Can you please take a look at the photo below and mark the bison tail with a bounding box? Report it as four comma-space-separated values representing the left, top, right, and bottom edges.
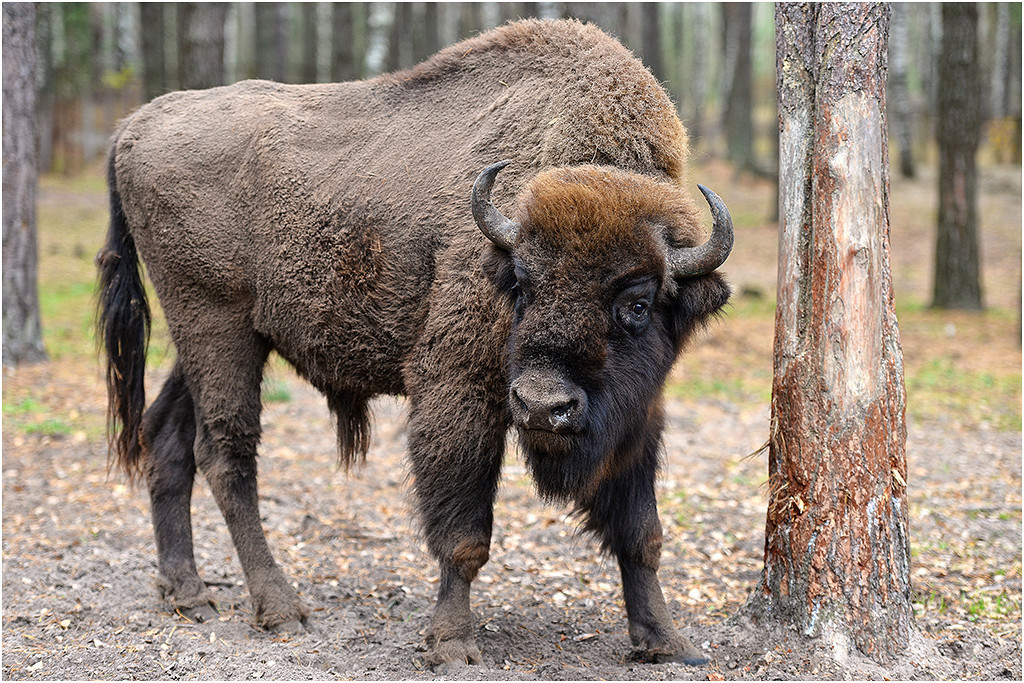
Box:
97, 149, 151, 482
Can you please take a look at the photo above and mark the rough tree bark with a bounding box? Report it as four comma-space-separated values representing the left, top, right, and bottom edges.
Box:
744, 4, 912, 664
932, 3, 983, 310
2, 3, 47, 367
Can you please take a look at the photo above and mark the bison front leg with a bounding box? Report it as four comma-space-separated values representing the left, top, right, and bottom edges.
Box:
584, 442, 707, 665
407, 392, 505, 669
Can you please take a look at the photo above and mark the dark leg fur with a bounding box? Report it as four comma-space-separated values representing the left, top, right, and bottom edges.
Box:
407, 389, 505, 668
141, 364, 216, 619
175, 316, 309, 631
189, 325, 307, 630
582, 427, 707, 665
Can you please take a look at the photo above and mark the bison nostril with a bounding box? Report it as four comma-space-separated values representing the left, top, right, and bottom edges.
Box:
510, 371, 586, 432
550, 400, 575, 420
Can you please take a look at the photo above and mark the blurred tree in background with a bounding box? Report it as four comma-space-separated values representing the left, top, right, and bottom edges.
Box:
3, 3, 47, 366
6, 1, 1021, 354
933, 3, 984, 310
26, 2, 1022, 179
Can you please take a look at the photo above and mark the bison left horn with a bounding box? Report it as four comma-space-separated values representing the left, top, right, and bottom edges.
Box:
667, 184, 734, 278
472, 160, 520, 251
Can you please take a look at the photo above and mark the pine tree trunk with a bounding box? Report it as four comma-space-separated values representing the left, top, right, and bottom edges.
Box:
179, 3, 228, 90
458, 3, 483, 40
890, 3, 916, 178
255, 3, 287, 82
689, 3, 709, 144
722, 3, 754, 170
932, 3, 983, 310
420, 3, 441, 62
640, 3, 663, 83
331, 3, 356, 82
744, 3, 911, 664
2, 3, 47, 367
298, 3, 318, 83
139, 3, 167, 101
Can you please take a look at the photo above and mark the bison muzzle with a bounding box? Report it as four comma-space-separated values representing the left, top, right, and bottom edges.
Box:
98, 18, 733, 668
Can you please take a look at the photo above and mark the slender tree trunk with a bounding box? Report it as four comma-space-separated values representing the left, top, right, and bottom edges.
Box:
932, 3, 983, 310
722, 3, 754, 170
458, 3, 483, 40
745, 4, 911, 663
298, 2, 318, 83
385, 1, 414, 72
3, 3, 47, 366
179, 3, 228, 90
889, 3, 915, 178
689, 3, 709, 144
36, 4, 54, 173
255, 2, 287, 82
331, 3, 355, 82
1003, 5, 1022, 164
421, 3, 442, 61
640, 3, 663, 83
139, 3, 167, 101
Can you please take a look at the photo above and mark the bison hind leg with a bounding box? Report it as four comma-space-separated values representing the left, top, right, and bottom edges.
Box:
142, 363, 217, 620
327, 390, 372, 469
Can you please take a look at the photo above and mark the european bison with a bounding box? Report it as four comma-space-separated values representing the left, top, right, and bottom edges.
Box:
98, 19, 732, 666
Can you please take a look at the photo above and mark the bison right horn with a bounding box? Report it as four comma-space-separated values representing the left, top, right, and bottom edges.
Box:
666, 184, 734, 278
472, 160, 520, 251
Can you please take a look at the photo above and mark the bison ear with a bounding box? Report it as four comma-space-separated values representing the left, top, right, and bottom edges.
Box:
481, 243, 516, 300
666, 272, 731, 351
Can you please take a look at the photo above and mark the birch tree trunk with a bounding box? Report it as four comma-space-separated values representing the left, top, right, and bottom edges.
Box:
2, 3, 47, 366
744, 3, 912, 664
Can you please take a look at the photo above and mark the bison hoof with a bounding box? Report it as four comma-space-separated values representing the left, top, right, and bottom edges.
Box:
269, 619, 307, 636
629, 637, 708, 666
424, 637, 483, 671
178, 602, 219, 624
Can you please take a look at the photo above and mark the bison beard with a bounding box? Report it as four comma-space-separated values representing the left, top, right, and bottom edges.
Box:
98, 18, 733, 670
516, 327, 672, 504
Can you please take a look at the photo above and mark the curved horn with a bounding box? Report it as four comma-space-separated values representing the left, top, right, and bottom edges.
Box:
667, 184, 734, 278
471, 160, 520, 251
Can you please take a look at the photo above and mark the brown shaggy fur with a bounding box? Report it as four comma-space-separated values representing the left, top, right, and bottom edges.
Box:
99, 18, 727, 668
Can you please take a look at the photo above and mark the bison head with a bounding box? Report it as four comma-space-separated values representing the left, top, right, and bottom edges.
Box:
476, 162, 732, 503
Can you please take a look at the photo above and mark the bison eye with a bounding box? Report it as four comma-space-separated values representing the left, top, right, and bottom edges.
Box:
629, 301, 649, 318
613, 279, 657, 334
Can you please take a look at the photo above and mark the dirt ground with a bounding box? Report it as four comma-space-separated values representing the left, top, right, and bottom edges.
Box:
2, 360, 1021, 681
2, 158, 1021, 679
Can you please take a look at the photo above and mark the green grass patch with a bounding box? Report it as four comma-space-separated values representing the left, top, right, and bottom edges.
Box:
22, 417, 74, 437
262, 376, 292, 404
2, 396, 77, 438
905, 356, 1022, 431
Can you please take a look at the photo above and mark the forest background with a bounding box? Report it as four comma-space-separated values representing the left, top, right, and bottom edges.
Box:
2, 2, 1021, 680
